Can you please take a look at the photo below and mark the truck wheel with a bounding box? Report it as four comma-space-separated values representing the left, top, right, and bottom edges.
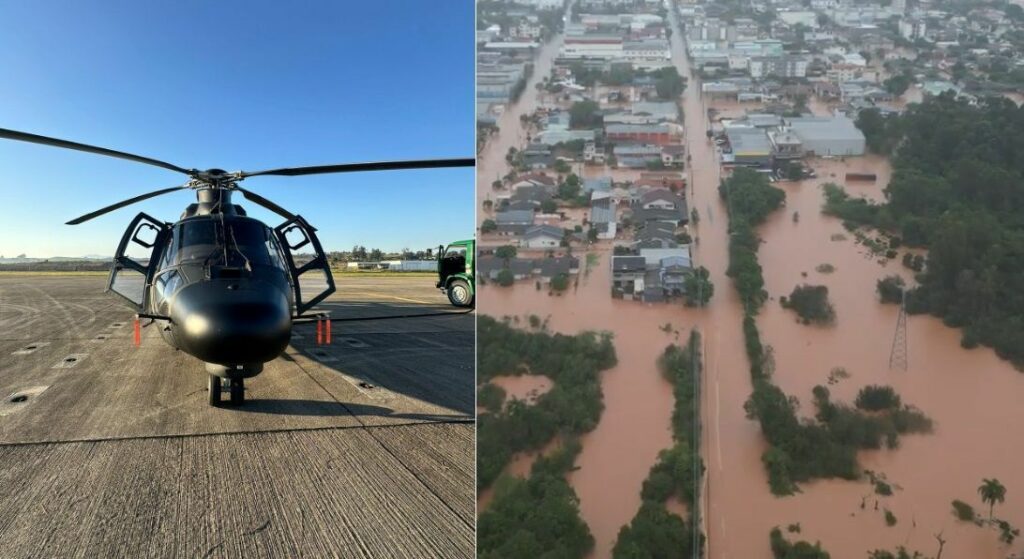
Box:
447, 279, 473, 307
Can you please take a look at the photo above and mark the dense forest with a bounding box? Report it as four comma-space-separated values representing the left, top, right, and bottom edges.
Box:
613, 332, 705, 558
477, 316, 617, 558
721, 170, 933, 499
845, 94, 1024, 365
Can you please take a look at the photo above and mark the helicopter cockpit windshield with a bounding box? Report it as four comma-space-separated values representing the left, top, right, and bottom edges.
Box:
168, 218, 286, 270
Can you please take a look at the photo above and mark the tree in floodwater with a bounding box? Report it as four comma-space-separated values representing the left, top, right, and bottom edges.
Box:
683, 266, 714, 307
877, 275, 905, 304
770, 527, 831, 559
496, 269, 514, 287
781, 284, 836, 325
495, 245, 517, 263
978, 478, 1007, 519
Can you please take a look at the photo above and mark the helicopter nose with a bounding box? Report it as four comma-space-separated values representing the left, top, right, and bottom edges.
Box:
171, 280, 291, 365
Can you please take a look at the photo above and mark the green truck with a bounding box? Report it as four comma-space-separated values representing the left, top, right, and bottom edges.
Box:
437, 239, 475, 307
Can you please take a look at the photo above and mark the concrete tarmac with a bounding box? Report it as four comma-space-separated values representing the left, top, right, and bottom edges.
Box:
0, 273, 474, 558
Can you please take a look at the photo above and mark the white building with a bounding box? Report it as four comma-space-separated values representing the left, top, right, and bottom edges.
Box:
624, 40, 671, 65
749, 56, 808, 78
561, 35, 624, 59
778, 10, 818, 28
898, 19, 927, 40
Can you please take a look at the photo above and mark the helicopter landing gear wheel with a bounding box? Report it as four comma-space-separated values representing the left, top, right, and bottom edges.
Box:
208, 374, 221, 406
229, 378, 245, 406
448, 279, 473, 308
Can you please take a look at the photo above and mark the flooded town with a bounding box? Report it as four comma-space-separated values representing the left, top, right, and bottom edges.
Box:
475, 0, 1024, 557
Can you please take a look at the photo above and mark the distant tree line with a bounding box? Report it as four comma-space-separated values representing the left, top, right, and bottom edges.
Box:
327, 246, 437, 265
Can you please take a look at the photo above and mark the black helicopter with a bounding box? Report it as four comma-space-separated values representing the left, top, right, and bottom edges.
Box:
0, 127, 473, 406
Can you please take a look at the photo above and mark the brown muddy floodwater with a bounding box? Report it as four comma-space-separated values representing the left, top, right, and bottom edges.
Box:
480, 7, 1024, 556
476, 29, 696, 557
480, 252, 700, 558
670, 9, 1024, 557
738, 159, 1024, 559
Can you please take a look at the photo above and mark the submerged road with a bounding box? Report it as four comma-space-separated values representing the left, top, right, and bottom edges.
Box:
0, 274, 474, 558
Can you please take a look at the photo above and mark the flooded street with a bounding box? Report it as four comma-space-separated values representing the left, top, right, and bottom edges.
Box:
476, 25, 692, 557
476, 29, 563, 215
669, 9, 1024, 558
478, 7, 1024, 557
479, 250, 696, 558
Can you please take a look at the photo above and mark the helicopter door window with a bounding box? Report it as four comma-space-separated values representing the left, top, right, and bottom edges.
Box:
132, 223, 159, 248
282, 225, 310, 251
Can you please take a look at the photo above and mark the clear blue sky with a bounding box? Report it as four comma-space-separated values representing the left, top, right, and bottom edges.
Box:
0, 1, 474, 258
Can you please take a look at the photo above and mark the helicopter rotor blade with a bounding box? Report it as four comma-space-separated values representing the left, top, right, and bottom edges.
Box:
66, 185, 190, 225
0, 127, 194, 176
235, 187, 297, 221
238, 158, 475, 179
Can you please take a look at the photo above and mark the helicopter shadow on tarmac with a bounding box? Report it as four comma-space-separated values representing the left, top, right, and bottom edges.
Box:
234, 398, 468, 423
255, 297, 476, 424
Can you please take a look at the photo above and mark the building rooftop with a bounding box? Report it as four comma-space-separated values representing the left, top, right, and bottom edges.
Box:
496, 210, 536, 224
606, 123, 672, 134
523, 224, 564, 240
786, 116, 866, 143
612, 256, 647, 272
725, 126, 772, 156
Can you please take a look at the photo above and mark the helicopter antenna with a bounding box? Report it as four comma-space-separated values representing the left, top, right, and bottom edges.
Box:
227, 223, 252, 272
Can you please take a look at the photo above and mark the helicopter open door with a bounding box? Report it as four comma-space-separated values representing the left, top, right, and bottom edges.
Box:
274, 215, 336, 316
108, 212, 168, 311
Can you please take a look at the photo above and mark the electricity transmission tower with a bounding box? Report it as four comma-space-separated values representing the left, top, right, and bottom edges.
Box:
889, 292, 908, 371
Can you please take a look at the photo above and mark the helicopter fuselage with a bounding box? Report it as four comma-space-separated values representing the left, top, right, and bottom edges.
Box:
110, 190, 335, 380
